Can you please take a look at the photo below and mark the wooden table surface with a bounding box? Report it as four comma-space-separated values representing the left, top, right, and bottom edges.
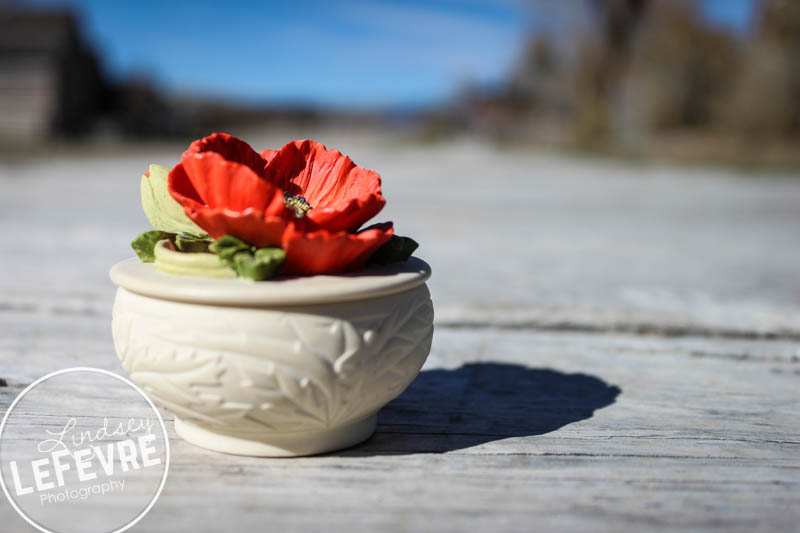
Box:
1, 132, 799, 532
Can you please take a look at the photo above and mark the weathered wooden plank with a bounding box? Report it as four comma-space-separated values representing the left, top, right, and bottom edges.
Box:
1, 327, 798, 532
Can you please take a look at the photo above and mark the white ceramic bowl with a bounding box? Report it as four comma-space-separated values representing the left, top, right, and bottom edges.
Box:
109, 257, 433, 456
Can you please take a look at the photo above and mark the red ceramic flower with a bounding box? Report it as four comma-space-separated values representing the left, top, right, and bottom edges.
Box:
168, 133, 393, 275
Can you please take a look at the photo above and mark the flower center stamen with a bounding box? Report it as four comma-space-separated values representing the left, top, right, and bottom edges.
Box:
283, 191, 313, 218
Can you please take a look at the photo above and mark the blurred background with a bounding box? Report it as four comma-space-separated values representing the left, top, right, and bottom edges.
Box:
1, 0, 799, 168
1, 0, 799, 342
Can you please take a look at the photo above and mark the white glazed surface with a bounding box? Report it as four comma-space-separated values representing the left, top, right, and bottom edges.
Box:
110, 260, 434, 456
110, 256, 431, 306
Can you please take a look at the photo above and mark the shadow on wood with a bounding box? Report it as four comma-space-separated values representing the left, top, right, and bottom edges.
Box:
337, 362, 620, 455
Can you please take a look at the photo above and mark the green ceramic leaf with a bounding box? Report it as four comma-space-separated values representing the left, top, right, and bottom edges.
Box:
253, 247, 286, 262
231, 248, 286, 281
131, 230, 169, 262
368, 235, 419, 266
141, 163, 206, 235
174, 232, 213, 253
209, 235, 251, 262
209, 235, 286, 281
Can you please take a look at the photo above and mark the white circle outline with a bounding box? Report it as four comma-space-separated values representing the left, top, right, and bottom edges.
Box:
0, 367, 171, 533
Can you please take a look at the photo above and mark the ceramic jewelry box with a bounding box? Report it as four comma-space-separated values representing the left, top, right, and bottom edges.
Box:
109, 133, 433, 456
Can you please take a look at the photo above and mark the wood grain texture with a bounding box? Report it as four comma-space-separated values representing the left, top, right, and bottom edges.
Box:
1, 324, 798, 532
1, 137, 799, 532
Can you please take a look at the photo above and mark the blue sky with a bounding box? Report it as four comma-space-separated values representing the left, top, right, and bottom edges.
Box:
25, 0, 757, 109
700, 0, 758, 33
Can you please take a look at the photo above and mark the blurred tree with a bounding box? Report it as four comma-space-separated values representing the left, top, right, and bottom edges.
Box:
498, 37, 568, 142
726, 0, 800, 140
624, 0, 740, 131
508, 37, 558, 113
474, 0, 800, 166
571, 0, 648, 147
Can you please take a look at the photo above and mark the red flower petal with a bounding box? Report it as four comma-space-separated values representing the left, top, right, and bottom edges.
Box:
260, 149, 278, 164
265, 139, 385, 232
305, 184, 385, 233
179, 133, 285, 215
168, 162, 205, 211
187, 133, 266, 176
168, 134, 394, 275
169, 162, 288, 246
282, 222, 394, 275
190, 208, 291, 248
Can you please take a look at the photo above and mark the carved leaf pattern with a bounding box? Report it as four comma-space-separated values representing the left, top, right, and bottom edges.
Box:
111, 285, 433, 434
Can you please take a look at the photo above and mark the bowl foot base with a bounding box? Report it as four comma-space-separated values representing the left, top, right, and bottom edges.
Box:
174, 414, 378, 457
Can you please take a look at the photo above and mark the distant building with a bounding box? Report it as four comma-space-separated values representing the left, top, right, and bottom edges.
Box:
0, 8, 106, 142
